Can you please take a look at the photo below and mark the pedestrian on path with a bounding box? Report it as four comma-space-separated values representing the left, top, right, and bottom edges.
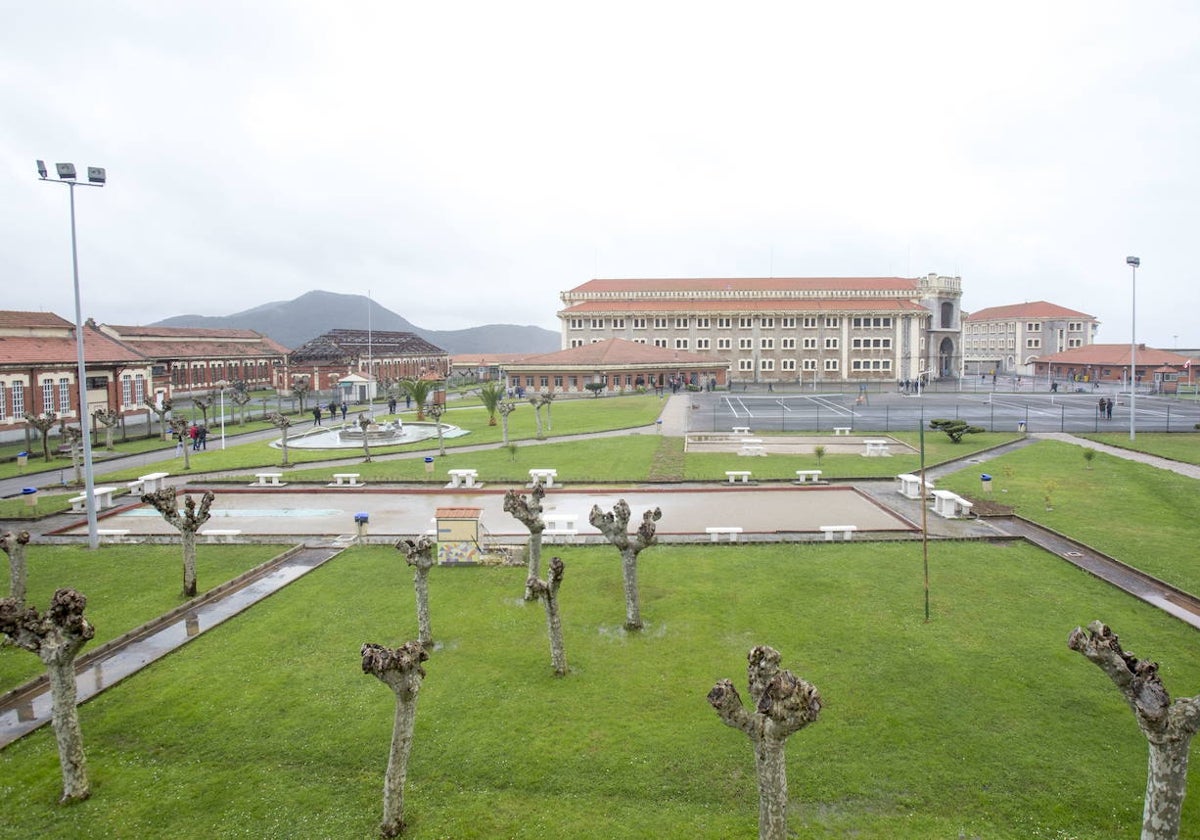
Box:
313, 406, 322, 426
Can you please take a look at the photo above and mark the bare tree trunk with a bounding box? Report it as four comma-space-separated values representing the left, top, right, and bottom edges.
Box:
0, 588, 96, 802
1069, 620, 1200, 840
588, 500, 662, 631
497, 401, 516, 446
266, 412, 292, 466
708, 645, 823, 840
427, 403, 446, 456
361, 641, 428, 838
503, 484, 546, 592
541, 392, 556, 431
397, 537, 436, 647
231, 391, 251, 425
357, 414, 374, 462
528, 395, 545, 439
141, 489, 214, 597
61, 424, 83, 486
168, 418, 192, 470
23, 412, 57, 462
1, 530, 31, 605
526, 556, 567, 676
93, 408, 119, 451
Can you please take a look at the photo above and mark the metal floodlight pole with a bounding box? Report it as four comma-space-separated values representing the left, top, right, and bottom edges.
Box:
38, 161, 106, 549
1126, 256, 1139, 441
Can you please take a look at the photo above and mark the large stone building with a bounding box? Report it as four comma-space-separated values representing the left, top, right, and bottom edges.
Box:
557, 274, 963, 385
283, 329, 450, 401
962, 301, 1099, 377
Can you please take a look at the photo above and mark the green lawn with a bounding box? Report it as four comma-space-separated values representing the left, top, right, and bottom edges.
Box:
1081, 431, 1200, 466
2, 542, 1197, 838
937, 439, 1200, 595
0, 544, 291, 691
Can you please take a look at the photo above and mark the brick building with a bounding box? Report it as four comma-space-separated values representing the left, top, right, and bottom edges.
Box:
557, 274, 963, 385
502, 338, 728, 395
283, 329, 450, 399
962, 301, 1100, 377
1032, 344, 1192, 391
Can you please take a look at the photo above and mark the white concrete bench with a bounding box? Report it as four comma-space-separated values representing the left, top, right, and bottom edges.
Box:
725, 470, 753, 484
931, 490, 974, 519
252, 472, 284, 487
201, 529, 243, 543
528, 468, 558, 488
895, 473, 935, 499
820, 525, 858, 541
731, 426, 752, 435
446, 468, 480, 489
833, 427, 852, 436
794, 470, 823, 484
738, 444, 767, 457
69, 485, 118, 512
706, 526, 743, 542
543, 514, 578, 543
139, 472, 170, 493
96, 528, 131, 542
862, 438, 891, 457
330, 473, 363, 487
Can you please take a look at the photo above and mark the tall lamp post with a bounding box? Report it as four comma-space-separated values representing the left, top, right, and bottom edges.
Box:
1126, 256, 1139, 442
37, 161, 106, 549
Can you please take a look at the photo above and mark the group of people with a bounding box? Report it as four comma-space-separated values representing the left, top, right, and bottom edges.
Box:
186, 423, 208, 451
312, 401, 349, 426
1098, 397, 1115, 419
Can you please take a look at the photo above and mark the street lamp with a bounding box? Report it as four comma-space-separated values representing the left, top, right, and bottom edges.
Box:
37, 160, 106, 549
1126, 256, 1139, 442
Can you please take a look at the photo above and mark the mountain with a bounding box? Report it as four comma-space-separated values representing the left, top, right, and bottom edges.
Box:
152, 290, 561, 354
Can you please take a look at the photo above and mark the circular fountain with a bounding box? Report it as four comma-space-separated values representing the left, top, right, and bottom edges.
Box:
272, 418, 468, 450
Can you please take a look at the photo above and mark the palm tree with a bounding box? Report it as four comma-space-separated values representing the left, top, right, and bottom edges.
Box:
399, 378, 435, 421
477, 381, 505, 426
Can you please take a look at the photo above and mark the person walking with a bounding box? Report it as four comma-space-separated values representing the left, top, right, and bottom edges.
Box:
189, 423, 200, 450
1098, 397, 1107, 420
340, 402, 348, 421
1106, 399, 1114, 419
313, 406, 322, 426
198, 424, 208, 450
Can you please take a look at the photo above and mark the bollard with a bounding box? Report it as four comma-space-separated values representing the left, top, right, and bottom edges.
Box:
424, 456, 434, 474
17, 451, 28, 469
354, 512, 369, 540
980, 474, 992, 493
22, 487, 38, 508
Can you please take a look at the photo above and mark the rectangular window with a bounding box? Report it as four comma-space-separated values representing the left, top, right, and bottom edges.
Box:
58, 377, 71, 412
759, 359, 775, 371
802, 359, 817, 371
42, 380, 54, 414
654, 338, 668, 348
570, 339, 584, 348
632, 318, 646, 330
591, 318, 605, 329
824, 337, 839, 349
1068, 321, 1082, 332
738, 338, 753, 350
539, 376, 549, 388
781, 359, 796, 371
122, 374, 133, 406
696, 338, 710, 350
760, 338, 774, 349
632, 338, 646, 344
0, 382, 6, 420
717, 338, 732, 350
1068, 338, 1082, 348
134, 374, 145, 405
674, 317, 689, 329
760, 317, 775, 329
781, 317, 796, 328
824, 359, 839, 371
569, 376, 578, 388
569, 319, 584, 330
802, 337, 817, 349
554, 376, 563, 387
1026, 338, 1041, 348
1026, 322, 1041, 332
611, 318, 625, 329
824, 317, 840, 328
717, 317, 732, 329
12, 382, 24, 419
675, 339, 689, 349
653, 318, 669, 329
739, 317, 753, 328
738, 359, 754, 371
781, 337, 796, 349
802, 317, 818, 328
695, 318, 710, 329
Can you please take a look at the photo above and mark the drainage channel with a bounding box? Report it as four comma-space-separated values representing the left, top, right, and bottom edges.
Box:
0, 543, 345, 749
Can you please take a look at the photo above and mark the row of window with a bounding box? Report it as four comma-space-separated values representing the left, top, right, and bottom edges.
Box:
569, 316, 895, 331
733, 358, 894, 372
570, 336, 893, 351
967, 321, 1088, 334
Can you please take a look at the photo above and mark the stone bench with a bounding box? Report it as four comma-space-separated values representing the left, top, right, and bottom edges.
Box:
833, 426, 852, 435
446, 469, 480, 489
543, 514, 578, 543
895, 473, 934, 499
731, 426, 752, 435
96, 528, 131, 542
725, 470, 753, 484
705, 526, 743, 543
931, 490, 974, 519
528, 468, 558, 488
252, 472, 284, 487
738, 444, 767, 457
330, 473, 363, 487
69, 486, 118, 512
201, 529, 243, 543
862, 438, 891, 457
819, 525, 858, 541
794, 470, 823, 484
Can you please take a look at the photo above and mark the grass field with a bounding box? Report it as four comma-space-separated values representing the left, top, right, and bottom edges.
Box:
3, 542, 1199, 838
1081, 431, 1200, 466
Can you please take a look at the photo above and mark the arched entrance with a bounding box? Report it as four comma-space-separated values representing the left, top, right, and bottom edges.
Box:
938, 337, 956, 377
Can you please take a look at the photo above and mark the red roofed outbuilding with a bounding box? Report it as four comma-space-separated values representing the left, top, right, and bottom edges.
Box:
501, 338, 729, 395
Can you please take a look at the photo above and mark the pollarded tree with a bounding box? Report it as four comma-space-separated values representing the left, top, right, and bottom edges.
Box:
1, 529, 31, 605
168, 417, 193, 471
230, 388, 252, 425
399, 378, 435, 421
707, 645, 823, 840
60, 423, 83, 486
526, 556, 567, 676
929, 418, 985, 443
503, 482, 546, 589
397, 536, 436, 647
143, 395, 172, 440
541, 391, 556, 432
92, 408, 120, 451
192, 394, 214, 427
266, 411, 292, 466
141, 489, 215, 597
357, 413, 374, 463
477, 381, 505, 426
528, 394, 546, 439
588, 499, 662, 631
0, 588, 96, 802
497, 400, 517, 446
23, 411, 57, 462
1068, 620, 1200, 840
426, 403, 447, 456
361, 640, 429, 838
291, 377, 311, 413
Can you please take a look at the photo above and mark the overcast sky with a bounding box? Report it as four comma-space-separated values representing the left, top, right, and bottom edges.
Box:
4, 2, 1196, 345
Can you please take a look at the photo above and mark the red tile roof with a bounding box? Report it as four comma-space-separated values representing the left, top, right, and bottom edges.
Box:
0, 311, 75, 330
559, 299, 928, 315
567, 277, 920, 294
451, 353, 537, 366
505, 339, 728, 368
1036, 344, 1190, 367
103, 324, 290, 359
0, 323, 146, 366
964, 301, 1095, 321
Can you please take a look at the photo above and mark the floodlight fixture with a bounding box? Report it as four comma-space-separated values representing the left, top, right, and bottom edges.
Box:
36, 159, 48, 178
56, 162, 77, 179
87, 167, 106, 184
1126, 255, 1140, 268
